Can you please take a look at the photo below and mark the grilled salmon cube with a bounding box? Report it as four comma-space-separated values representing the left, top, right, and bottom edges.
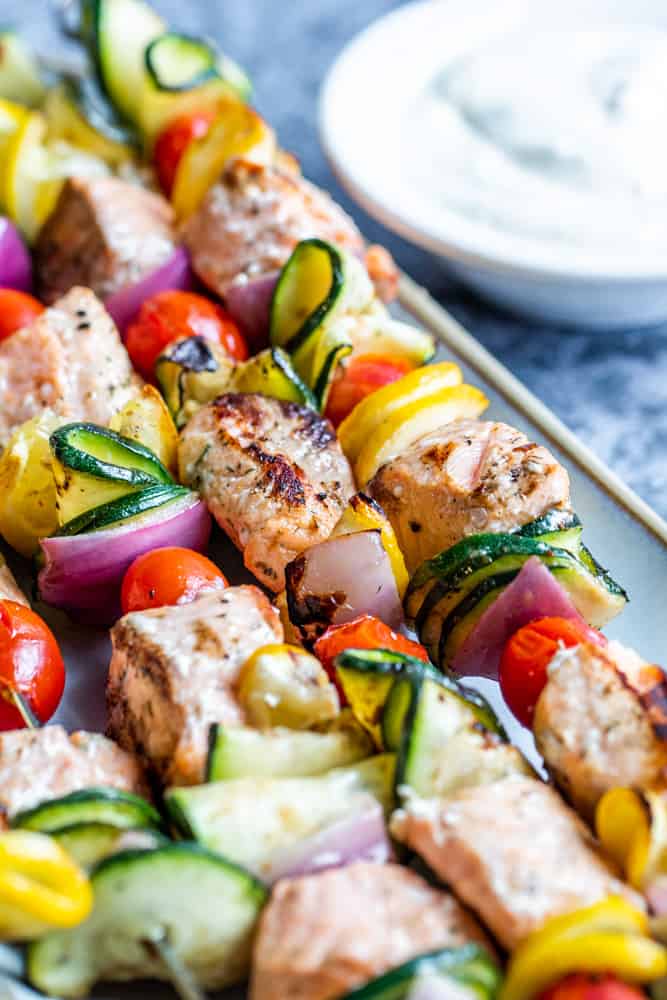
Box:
369, 418, 571, 574
391, 776, 642, 950
107, 587, 283, 786
178, 394, 355, 592
535, 640, 667, 820
250, 862, 492, 1000
0, 287, 141, 447
182, 159, 365, 299
34, 177, 175, 304
0, 726, 148, 826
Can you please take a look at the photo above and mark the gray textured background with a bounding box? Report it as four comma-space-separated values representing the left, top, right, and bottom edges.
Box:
11, 0, 667, 517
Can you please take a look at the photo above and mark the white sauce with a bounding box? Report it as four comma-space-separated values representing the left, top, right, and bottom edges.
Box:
407, 28, 667, 253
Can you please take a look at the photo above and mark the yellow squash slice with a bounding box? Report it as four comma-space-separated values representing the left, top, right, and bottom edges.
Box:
109, 385, 179, 478
338, 360, 462, 466
332, 493, 409, 598
354, 383, 489, 486
0, 413, 66, 557
171, 99, 276, 220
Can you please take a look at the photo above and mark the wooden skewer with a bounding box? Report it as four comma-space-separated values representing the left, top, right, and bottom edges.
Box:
146, 937, 208, 1000
9, 690, 41, 730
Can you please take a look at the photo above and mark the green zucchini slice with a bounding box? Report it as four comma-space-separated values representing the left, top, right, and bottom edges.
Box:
52, 823, 166, 869
341, 944, 502, 1000
11, 788, 162, 834
50, 422, 174, 525
54, 483, 191, 536
155, 335, 235, 428
334, 648, 502, 749
392, 673, 531, 799
145, 33, 219, 92
348, 304, 436, 367
305, 323, 354, 409
270, 239, 377, 410
270, 238, 346, 353
216, 52, 253, 103
517, 507, 582, 547
206, 724, 372, 781
166, 755, 395, 880
231, 347, 318, 409
50, 423, 172, 485
27, 843, 266, 996
406, 532, 628, 667
81, 0, 166, 122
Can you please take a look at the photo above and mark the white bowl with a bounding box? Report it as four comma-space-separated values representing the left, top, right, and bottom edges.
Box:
319, 0, 667, 328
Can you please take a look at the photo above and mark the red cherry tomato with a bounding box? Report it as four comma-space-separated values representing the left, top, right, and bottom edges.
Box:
0, 290, 44, 342
314, 614, 429, 697
539, 973, 645, 1000
154, 109, 217, 196
500, 616, 606, 728
325, 354, 412, 427
125, 290, 248, 381
121, 547, 228, 615
0, 600, 65, 730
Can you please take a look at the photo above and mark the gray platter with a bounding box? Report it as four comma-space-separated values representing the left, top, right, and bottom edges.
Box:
3, 278, 666, 999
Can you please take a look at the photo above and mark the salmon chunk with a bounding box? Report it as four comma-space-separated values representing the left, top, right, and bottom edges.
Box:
369, 418, 571, 573
107, 587, 283, 786
535, 640, 667, 820
250, 862, 491, 1000
178, 394, 354, 592
0, 287, 140, 447
0, 726, 148, 824
391, 776, 642, 950
181, 159, 365, 298
35, 176, 175, 304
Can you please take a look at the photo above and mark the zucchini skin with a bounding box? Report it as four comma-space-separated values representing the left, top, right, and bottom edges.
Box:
406, 519, 628, 670
50, 423, 173, 485
335, 649, 505, 743
270, 238, 345, 354
11, 787, 162, 833
144, 32, 219, 93
340, 944, 502, 999
54, 483, 191, 536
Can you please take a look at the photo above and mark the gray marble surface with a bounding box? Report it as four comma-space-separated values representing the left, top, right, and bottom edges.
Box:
14, 0, 667, 517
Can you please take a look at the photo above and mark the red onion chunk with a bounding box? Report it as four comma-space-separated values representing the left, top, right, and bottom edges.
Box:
451, 556, 585, 680
105, 245, 193, 336
286, 530, 404, 636
38, 496, 211, 625
268, 799, 391, 884
0, 218, 32, 292
224, 271, 279, 352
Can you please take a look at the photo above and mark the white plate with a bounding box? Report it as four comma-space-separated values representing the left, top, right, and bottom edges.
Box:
319, 0, 667, 328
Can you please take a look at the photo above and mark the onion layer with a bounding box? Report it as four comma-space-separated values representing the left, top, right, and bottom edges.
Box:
285, 530, 404, 643
224, 271, 279, 352
38, 494, 211, 625
268, 799, 391, 884
0, 218, 32, 292
105, 246, 193, 335
451, 556, 585, 680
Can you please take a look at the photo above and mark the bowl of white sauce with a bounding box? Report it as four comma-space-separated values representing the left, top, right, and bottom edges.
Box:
320, 0, 667, 328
